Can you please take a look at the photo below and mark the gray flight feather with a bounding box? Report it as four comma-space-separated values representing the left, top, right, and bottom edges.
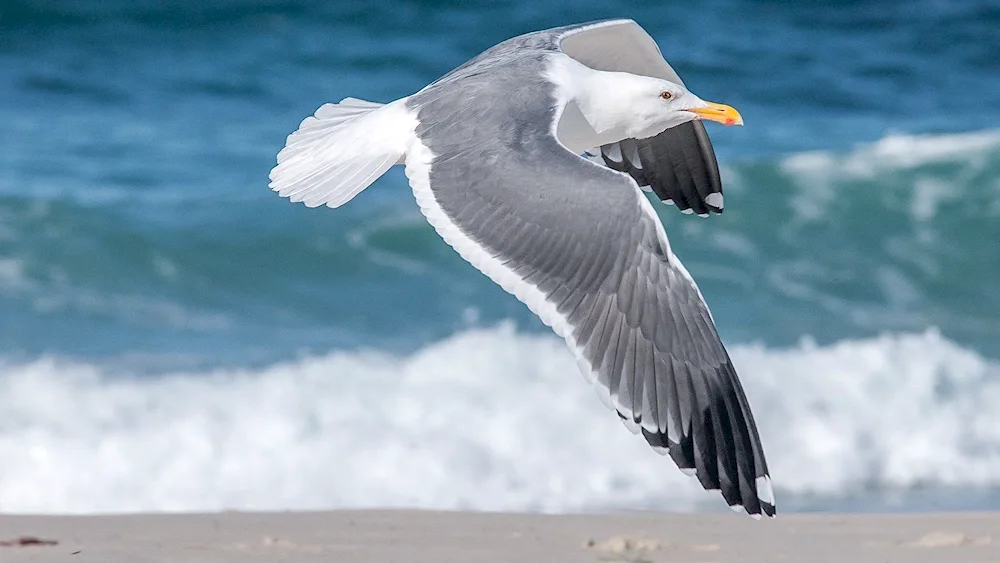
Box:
405, 19, 772, 517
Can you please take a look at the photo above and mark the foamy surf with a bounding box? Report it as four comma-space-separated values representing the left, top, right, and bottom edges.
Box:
2, 324, 999, 514
782, 128, 1000, 177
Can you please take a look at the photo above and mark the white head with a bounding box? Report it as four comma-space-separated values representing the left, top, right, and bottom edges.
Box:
572, 70, 743, 141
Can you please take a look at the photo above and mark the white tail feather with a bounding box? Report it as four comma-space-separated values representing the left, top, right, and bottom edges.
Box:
269, 97, 417, 208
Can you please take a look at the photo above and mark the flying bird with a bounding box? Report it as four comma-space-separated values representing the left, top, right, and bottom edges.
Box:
269, 19, 774, 518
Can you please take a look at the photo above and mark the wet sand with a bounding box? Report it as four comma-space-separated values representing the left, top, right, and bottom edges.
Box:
1, 510, 998, 562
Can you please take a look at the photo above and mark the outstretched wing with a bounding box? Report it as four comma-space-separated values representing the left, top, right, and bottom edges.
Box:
558, 19, 726, 215
404, 78, 773, 516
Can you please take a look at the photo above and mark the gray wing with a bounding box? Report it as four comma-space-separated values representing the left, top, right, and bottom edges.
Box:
558, 19, 726, 215
405, 71, 773, 516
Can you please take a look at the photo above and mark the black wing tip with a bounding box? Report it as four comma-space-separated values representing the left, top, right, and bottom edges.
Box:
640, 426, 776, 519
657, 191, 723, 215
717, 473, 778, 519
643, 121, 724, 216
735, 494, 777, 519
728, 500, 777, 519
598, 134, 727, 217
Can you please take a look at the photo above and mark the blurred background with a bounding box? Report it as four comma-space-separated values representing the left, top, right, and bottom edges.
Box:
1, 0, 999, 514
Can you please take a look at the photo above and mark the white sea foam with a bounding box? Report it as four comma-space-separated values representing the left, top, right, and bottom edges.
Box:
780, 128, 1000, 222
1, 325, 999, 514
782, 128, 1000, 177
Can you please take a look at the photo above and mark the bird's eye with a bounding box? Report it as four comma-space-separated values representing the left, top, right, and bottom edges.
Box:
659, 91, 673, 101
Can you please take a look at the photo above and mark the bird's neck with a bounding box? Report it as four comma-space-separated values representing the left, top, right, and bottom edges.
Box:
547, 55, 634, 153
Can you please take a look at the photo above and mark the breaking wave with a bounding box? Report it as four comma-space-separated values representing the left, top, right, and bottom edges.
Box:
3, 324, 999, 514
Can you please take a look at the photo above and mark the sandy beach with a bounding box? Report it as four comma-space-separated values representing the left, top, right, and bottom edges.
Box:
0, 510, 996, 562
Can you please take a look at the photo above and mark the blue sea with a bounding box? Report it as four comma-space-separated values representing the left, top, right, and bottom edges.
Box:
1, 0, 1000, 514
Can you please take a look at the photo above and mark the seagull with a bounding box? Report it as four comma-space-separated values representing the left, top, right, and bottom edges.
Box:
269, 19, 775, 518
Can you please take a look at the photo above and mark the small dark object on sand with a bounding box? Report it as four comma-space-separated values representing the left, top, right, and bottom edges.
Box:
0, 536, 59, 547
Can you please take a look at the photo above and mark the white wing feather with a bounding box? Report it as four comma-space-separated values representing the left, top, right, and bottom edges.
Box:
269, 97, 415, 208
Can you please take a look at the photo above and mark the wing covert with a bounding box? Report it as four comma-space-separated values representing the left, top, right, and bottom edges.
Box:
405, 106, 772, 517
403, 32, 771, 516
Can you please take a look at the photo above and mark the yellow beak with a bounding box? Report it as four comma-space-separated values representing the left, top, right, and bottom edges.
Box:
688, 102, 744, 126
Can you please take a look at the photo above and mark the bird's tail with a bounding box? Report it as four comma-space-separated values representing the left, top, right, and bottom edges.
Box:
269, 97, 415, 208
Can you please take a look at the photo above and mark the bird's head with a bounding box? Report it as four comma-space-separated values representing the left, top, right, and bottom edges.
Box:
584, 73, 744, 140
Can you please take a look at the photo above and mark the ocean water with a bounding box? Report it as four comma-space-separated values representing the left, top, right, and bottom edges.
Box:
1, 0, 999, 514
